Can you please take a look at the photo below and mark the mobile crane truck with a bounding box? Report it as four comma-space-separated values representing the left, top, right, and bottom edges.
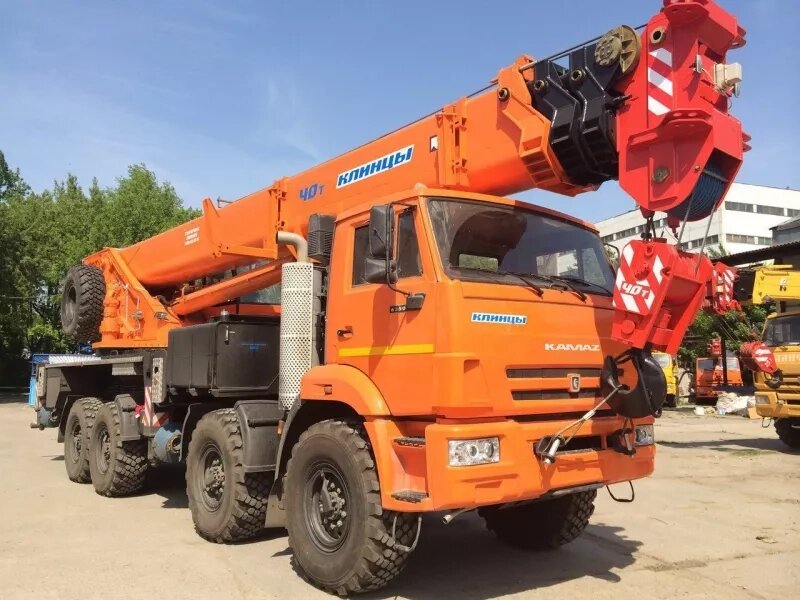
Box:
33, 0, 747, 594
739, 264, 800, 448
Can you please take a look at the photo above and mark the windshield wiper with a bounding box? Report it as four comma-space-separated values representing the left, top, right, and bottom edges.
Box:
506, 271, 587, 302
556, 275, 612, 296
456, 267, 544, 296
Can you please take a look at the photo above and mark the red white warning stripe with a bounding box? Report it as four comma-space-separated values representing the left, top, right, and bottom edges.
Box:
647, 45, 673, 117
613, 242, 663, 315
143, 386, 153, 427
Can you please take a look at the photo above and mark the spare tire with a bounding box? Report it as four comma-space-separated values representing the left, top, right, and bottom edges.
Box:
61, 264, 105, 342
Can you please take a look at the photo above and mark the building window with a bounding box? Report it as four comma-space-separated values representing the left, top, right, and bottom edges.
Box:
727, 233, 752, 244
725, 201, 754, 212
787, 208, 800, 218
757, 236, 772, 245
755, 205, 785, 216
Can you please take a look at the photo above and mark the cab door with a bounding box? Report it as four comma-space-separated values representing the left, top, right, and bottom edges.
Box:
326, 203, 437, 416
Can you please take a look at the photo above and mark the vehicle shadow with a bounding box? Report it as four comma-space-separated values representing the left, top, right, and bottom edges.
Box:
148, 464, 190, 508
358, 513, 640, 600
658, 437, 798, 454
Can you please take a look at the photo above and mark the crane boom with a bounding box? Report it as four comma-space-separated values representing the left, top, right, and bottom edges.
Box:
82, 0, 746, 351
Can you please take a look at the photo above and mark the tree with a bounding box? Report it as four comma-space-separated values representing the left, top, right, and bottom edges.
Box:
0, 152, 200, 385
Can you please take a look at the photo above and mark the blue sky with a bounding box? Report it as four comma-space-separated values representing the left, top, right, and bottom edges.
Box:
2, 0, 798, 223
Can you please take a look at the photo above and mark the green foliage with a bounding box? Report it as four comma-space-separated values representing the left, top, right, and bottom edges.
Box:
0, 151, 199, 384
677, 304, 770, 368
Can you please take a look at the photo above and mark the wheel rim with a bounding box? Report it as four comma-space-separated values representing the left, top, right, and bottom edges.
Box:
304, 461, 352, 552
67, 418, 81, 464
94, 423, 111, 475
199, 443, 226, 512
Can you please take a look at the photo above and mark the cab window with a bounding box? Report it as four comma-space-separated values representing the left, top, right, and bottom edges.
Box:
396, 210, 422, 279
352, 225, 369, 286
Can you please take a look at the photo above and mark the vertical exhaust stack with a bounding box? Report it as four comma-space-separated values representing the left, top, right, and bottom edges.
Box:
277, 232, 314, 411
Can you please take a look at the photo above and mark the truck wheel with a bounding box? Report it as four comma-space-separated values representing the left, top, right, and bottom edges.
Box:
479, 489, 596, 550
186, 409, 271, 543
64, 397, 102, 483
60, 264, 105, 342
285, 420, 417, 596
89, 402, 147, 496
775, 418, 800, 449
664, 394, 677, 408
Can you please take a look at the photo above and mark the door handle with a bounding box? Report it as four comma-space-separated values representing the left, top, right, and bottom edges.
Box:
337, 326, 353, 337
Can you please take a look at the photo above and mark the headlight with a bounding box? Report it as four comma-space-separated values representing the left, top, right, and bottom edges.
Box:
755, 395, 770, 405
634, 425, 654, 446
448, 437, 500, 467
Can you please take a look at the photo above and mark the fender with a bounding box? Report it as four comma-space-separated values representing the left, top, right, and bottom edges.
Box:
299, 363, 391, 416
265, 365, 391, 528
114, 394, 142, 441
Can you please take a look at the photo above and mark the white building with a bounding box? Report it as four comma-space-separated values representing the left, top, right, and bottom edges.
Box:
596, 183, 800, 255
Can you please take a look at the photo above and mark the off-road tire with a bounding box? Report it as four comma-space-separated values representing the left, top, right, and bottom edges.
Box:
64, 397, 102, 483
664, 394, 677, 408
285, 420, 417, 596
89, 402, 147, 496
479, 489, 596, 550
60, 264, 105, 342
775, 418, 800, 449
186, 408, 271, 543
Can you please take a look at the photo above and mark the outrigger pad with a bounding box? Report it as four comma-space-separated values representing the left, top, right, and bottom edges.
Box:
601, 350, 666, 419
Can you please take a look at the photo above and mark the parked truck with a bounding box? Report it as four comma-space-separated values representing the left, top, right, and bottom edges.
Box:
739, 265, 800, 447
32, 0, 747, 594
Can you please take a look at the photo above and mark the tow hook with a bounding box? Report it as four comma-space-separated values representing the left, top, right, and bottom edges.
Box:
611, 424, 637, 457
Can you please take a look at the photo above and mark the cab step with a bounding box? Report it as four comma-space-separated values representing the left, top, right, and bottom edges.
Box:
393, 436, 426, 447
391, 490, 429, 503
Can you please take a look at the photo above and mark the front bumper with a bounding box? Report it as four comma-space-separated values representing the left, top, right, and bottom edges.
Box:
372, 416, 654, 512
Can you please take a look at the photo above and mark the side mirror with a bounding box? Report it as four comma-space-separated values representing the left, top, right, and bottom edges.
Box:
369, 205, 394, 260
364, 257, 396, 284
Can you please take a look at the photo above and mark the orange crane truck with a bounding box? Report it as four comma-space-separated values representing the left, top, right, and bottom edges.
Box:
32, 0, 746, 594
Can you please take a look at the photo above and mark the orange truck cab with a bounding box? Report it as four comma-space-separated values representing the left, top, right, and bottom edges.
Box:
695, 355, 743, 402
31, 1, 747, 594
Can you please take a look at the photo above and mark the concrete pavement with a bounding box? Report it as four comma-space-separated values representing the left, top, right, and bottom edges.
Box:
1, 400, 797, 599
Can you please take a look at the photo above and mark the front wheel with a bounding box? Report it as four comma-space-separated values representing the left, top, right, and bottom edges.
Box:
775, 418, 800, 449
479, 490, 596, 550
285, 420, 418, 596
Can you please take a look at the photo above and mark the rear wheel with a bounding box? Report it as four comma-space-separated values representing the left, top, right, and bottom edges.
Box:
285, 420, 417, 596
664, 394, 677, 408
775, 418, 800, 449
64, 397, 102, 483
479, 490, 596, 550
186, 409, 271, 543
89, 402, 148, 496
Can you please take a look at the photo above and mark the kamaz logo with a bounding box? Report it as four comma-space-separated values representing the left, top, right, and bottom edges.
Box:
471, 312, 527, 325
336, 145, 414, 188
544, 343, 600, 351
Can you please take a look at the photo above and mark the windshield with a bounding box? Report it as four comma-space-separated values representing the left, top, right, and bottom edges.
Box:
764, 314, 800, 346
653, 353, 672, 368
697, 357, 739, 371
427, 198, 615, 293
